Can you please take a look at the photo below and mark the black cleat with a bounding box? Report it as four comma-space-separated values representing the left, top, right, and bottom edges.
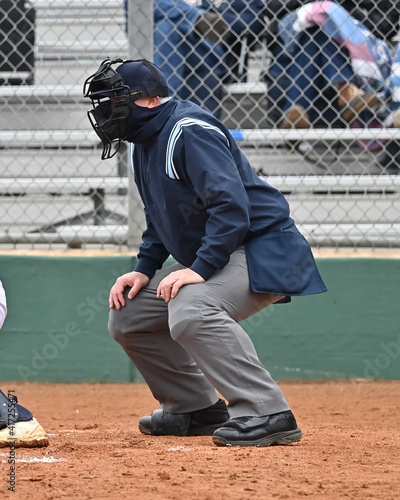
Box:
212, 410, 302, 447
139, 398, 230, 436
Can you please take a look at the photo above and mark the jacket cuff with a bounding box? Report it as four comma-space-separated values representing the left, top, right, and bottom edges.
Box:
134, 257, 159, 279
190, 257, 217, 281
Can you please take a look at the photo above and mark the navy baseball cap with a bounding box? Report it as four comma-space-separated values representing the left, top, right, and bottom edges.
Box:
84, 58, 169, 100
115, 60, 169, 98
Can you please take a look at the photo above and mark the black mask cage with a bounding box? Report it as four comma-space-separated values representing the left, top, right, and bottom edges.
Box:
87, 98, 137, 160
87, 100, 128, 160
83, 58, 168, 159
83, 58, 129, 100
83, 58, 168, 101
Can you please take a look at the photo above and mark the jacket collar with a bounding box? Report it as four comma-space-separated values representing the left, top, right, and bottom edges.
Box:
132, 99, 178, 148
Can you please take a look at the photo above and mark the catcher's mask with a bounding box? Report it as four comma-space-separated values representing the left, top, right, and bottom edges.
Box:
83, 58, 169, 159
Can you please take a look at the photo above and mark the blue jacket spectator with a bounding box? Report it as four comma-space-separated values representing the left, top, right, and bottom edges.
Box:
201, 0, 266, 82
126, 0, 267, 115
264, 0, 400, 127
154, 0, 228, 117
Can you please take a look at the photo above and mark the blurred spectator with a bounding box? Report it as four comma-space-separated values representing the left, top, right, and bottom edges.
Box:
125, 0, 228, 116
377, 42, 400, 169
125, 0, 267, 116
126, 0, 400, 168
154, 0, 229, 117
200, 0, 267, 83
264, 0, 400, 130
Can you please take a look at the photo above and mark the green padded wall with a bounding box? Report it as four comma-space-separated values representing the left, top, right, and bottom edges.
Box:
0, 255, 399, 382
241, 258, 400, 380
0, 255, 138, 382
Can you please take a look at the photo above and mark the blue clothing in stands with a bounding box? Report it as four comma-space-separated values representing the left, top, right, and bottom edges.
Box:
201, 0, 265, 39
154, 0, 227, 116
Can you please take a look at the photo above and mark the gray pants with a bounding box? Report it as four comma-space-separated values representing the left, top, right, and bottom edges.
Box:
108, 247, 290, 418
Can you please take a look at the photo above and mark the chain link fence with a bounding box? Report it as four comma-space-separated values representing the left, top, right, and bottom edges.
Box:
1, 0, 399, 249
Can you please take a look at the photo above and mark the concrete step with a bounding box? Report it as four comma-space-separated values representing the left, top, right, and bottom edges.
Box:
36, 39, 128, 61
0, 194, 128, 230
0, 225, 129, 246
34, 61, 106, 86
0, 148, 118, 179
300, 223, 400, 247
0, 85, 90, 130
35, 22, 126, 46
289, 196, 400, 225
3, 221, 399, 247
31, 0, 125, 17
25, 0, 128, 84
1, 184, 397, 229
0, 129, 97, 145
0, 177, 128, 194
0, 104, 90, 131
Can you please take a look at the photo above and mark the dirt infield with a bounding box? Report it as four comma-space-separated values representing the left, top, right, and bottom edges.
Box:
1, 381, 399, 500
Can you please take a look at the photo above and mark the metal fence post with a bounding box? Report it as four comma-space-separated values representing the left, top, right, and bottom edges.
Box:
126, 0, 153, 249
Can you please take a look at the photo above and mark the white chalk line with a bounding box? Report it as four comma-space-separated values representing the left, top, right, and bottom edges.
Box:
0, 452, 66, 463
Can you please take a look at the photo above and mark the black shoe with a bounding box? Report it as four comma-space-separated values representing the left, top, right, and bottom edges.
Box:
138, 399, 230, 436
212, 410, 302, 447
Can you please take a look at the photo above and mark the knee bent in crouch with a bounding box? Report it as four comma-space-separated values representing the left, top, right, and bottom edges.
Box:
168, 292, 218, 344
169, 309, 202, 344
108, 309, 128, 347
108, 301, 143, 347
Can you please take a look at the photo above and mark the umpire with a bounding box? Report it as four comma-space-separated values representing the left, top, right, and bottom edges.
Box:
84, 59, 327, 447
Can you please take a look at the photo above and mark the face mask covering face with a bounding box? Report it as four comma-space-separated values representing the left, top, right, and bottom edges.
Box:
125, 103, 166, 144
88, 97, 136, 159
84, 58, 170, 158
88, 97, 166, 157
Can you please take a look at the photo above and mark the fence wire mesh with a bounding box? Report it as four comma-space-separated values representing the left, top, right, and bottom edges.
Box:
0, 0, 399, 249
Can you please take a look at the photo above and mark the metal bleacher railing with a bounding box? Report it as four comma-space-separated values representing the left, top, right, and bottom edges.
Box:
0, 0, 399, 250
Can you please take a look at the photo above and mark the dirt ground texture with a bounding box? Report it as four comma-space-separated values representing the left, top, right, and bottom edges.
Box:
0, 381, 399, 500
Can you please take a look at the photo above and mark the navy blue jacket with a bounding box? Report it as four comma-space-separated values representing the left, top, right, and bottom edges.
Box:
132, 99, 326, 295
